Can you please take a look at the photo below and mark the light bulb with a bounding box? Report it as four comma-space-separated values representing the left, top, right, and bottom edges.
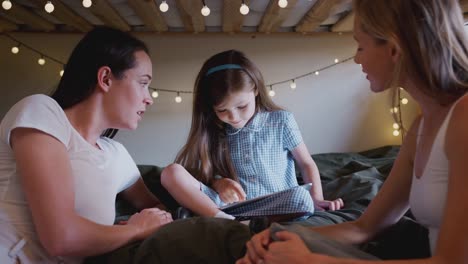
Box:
60, 69, 64, 76
393, 123, 399, 129
82, 0, 92, 8
159, 1, 168, 12
290, 80, 296, 89
152, 91, 159, 98
175, 95, 182, 103
314, 71, 319, 76
38, 57, 46, 65
334, 58, 339, 63
240, 3, 249, 15
44, 1, 54, 13
401, 98, 408, 105
268, 90, 275, 97
393, 107, 398, 113
201, 5, 210, 16
2, 0, 12, 10
393, 130, 400, 137
278, 0, 288, 8
11, 46, 19, 54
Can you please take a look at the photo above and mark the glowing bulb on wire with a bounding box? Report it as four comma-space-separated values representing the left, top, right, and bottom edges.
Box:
175, 93, 182, 103
393, 130, 400, 137
82, 0, 92, 8
38, 57, 46, 66
401, 98, 408, 105
2, 0, 12, 10
152, 91, 159, 98
60, 69, 64, 77
159, 1, 168, 12
11, 46, 19, 54
44, 1, 54, 13
393, 123, 400, 130
240, 3, 249, 15
278, 0, 288, 8
290, 80, 296, 89
201, 5, 210, 16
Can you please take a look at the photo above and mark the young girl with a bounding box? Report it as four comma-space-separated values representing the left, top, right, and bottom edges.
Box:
161, 50, 343, 219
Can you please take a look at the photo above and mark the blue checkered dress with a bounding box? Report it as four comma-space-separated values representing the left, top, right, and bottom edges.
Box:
201, 110, 314, 217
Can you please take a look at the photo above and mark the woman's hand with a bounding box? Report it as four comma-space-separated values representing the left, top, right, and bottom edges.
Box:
314, 198, 344, 211
212, 178, 247, 204
236, 229, 271, 264
127, 208, 173, 240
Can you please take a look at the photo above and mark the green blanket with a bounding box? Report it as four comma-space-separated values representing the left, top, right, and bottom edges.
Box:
86, 145, 430, 263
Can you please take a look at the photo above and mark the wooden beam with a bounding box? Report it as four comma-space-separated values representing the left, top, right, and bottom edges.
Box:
0, 3, 55, 31
175, 0, 205, 33
258, 0, 298, 33
88, 0, 131, 31
295, 0, 340, 33
0, 17, 18, 32
36, 0, 92, 32
460, 0, 468, 13
222, 0, 245, 33
331, 10, 354, 32
128, 0, 168, 32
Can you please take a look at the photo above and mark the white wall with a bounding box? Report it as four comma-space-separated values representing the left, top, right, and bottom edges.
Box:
0, 32, 418, 166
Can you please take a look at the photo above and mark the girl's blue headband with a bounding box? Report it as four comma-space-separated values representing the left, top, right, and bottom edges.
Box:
205, 64, 243, 76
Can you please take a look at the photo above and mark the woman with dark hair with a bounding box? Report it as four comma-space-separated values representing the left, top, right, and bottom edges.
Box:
0, 26, 172, 263
238, 0, 468, 263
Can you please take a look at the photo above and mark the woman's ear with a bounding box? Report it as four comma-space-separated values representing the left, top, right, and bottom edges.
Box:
97, 66, 112, 92
389, 39, 402, 64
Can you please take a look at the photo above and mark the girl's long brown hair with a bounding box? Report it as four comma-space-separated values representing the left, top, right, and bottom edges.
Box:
175, 50, 282, 185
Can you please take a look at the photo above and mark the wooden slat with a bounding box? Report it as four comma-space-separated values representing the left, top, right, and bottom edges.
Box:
175, 0, 205, 33
331, 10, 354, 32
258, 0, 298, 33
460, 0, 468, 13
295, 0, 340, 33
222, 0, 245, 33
36, 0, 92, 32
0, 17, 18, 32
128, 0, 168, 32
88, 0, 131, 31
0, 3, 55, 31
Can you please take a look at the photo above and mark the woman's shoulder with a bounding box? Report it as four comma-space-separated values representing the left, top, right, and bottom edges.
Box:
9, 94, 61, 115
265, 110, 294, 121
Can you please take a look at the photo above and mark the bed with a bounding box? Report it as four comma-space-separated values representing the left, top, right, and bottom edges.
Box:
85, 145, 430, 264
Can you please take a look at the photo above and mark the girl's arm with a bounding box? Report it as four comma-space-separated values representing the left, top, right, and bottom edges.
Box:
11, 128, 169, 257
291, 142, 343, 210
290, 142, 323, 200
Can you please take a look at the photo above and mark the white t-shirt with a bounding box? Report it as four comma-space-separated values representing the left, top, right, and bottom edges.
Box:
0, 94, 140, 263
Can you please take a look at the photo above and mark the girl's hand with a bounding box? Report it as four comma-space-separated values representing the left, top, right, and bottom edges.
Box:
127, 208, 173, 240
236, 229, 271, 264
314, 198, 344, 211
212, 178, 247, 204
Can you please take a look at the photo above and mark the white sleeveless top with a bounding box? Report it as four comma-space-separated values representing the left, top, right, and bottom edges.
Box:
409, 98, 462, 254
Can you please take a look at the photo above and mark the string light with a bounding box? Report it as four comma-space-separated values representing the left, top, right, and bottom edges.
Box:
82, 0, 92, 8
314, 71, 319, 75
290, 80, 296, 89
201, 0, 210, 16
240, 0, 249, 15
59, 69, 64, 76
159, 1, 168, 12
11, 45, 19, 54
152, 90, 159, 98
38, 56, 46, 66
44, 1, 54, 13
268, 86, 276, 97
175, 92, 182, 103
334, 58, 339, 63
401, 98, 408, 105
2, 0, 12, 10
278, 0, 288, 8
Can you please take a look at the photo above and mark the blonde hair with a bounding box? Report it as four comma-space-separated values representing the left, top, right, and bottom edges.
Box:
354, 0, 468, 105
